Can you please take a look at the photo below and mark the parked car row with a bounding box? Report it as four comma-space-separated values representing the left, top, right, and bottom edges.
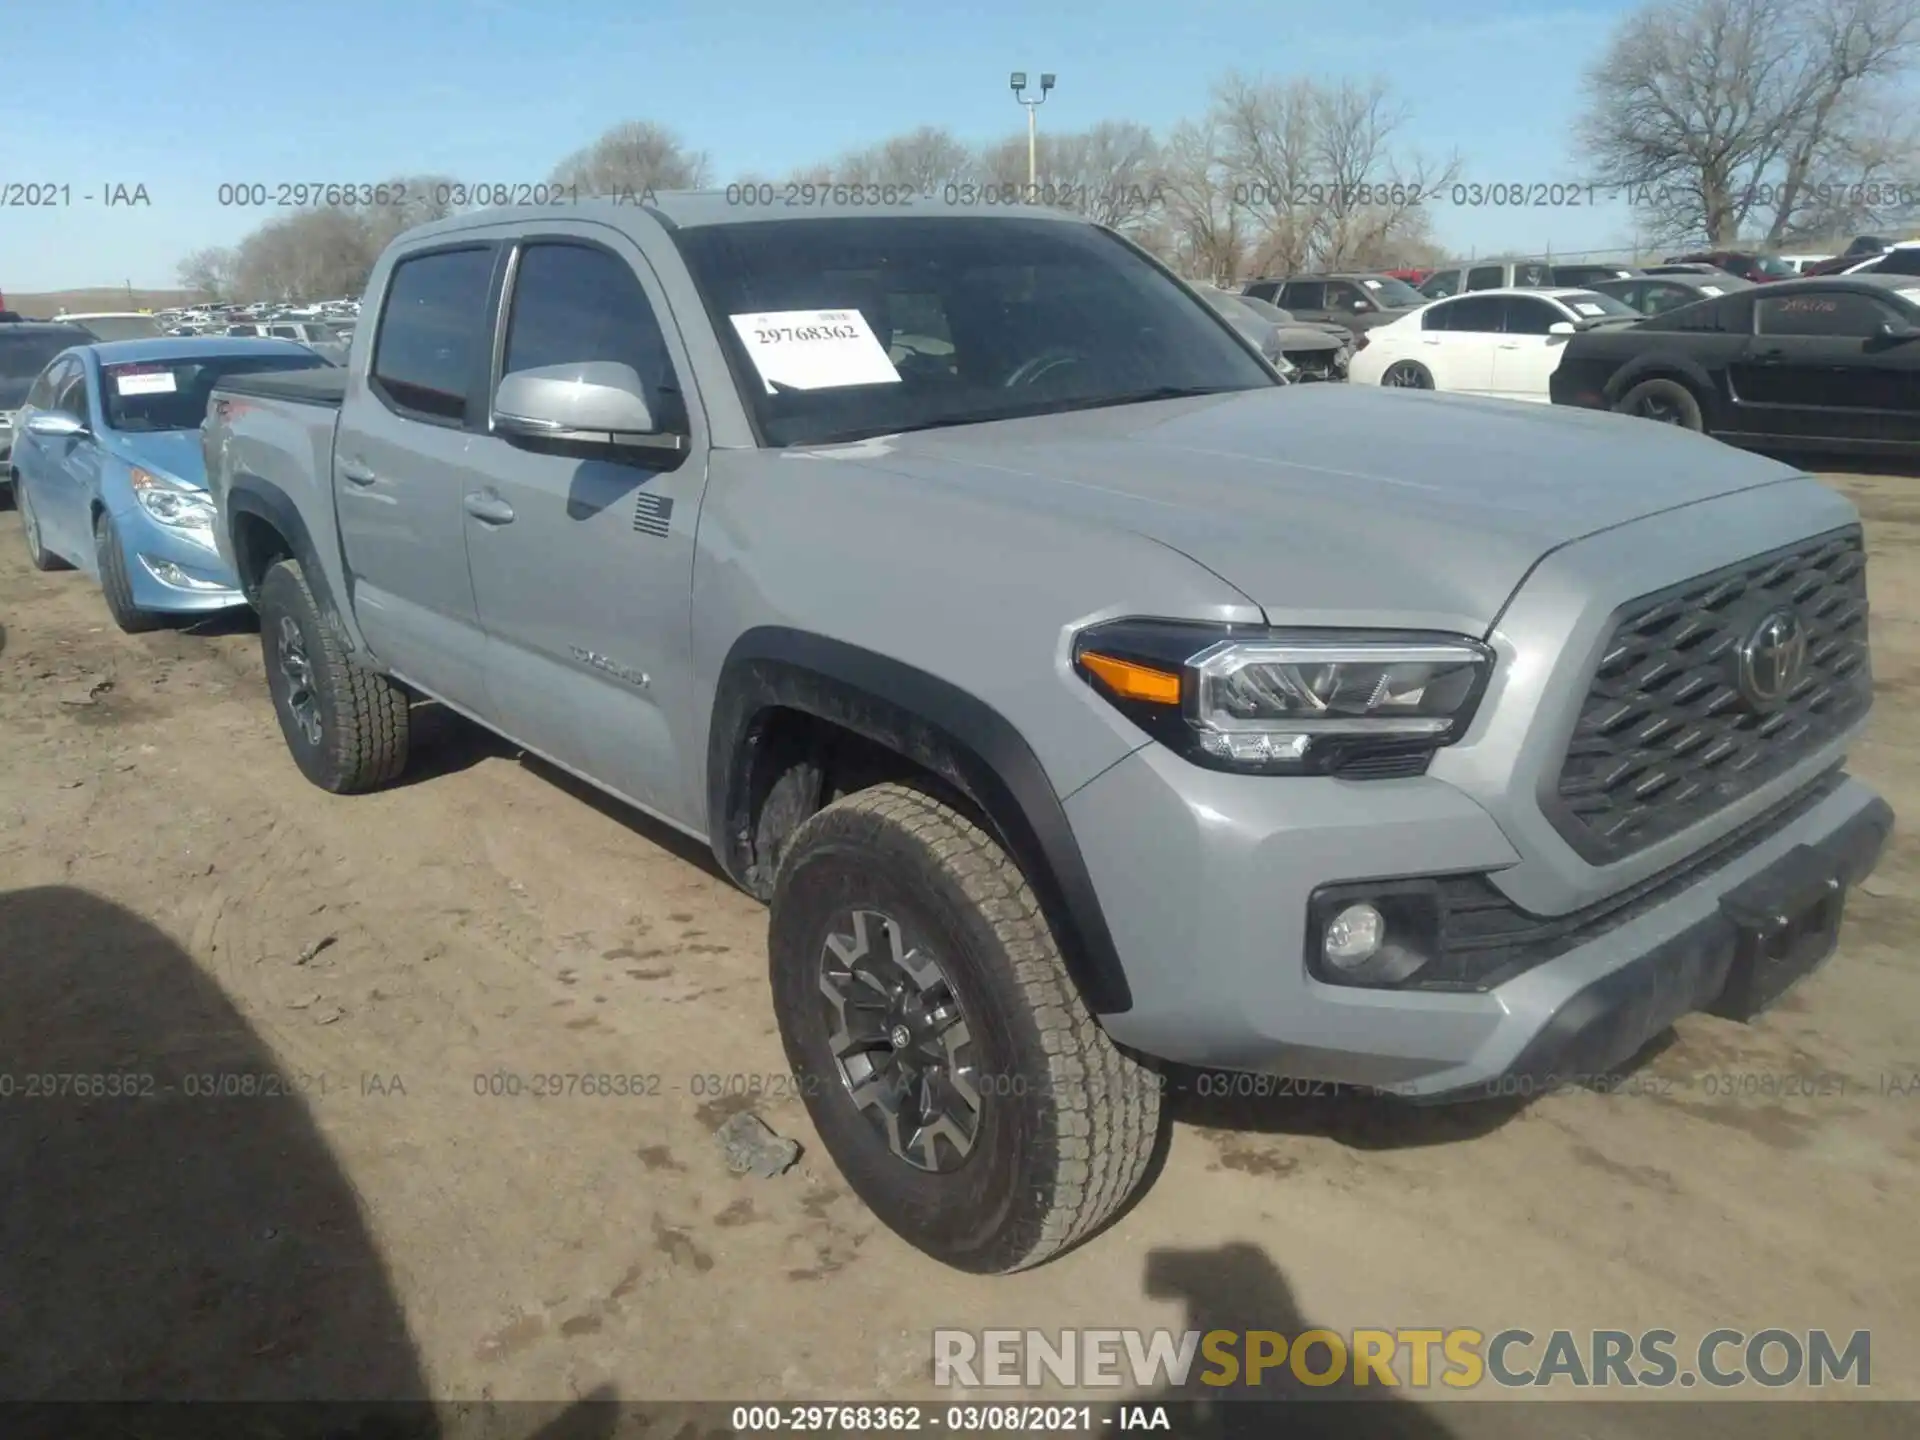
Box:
1323, 266, 1920, 456
5, 193, 1897, 1278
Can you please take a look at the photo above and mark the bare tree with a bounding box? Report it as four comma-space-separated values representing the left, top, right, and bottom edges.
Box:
974, 122, 1165, 231
1578, 0, 1920, 246
827, 126, 976, 192
176, 247, 236, 301
358, 173, 465, 251
1213, 74, 1457, 274
1155, 117, 1251, 282
549, 121, 711, 198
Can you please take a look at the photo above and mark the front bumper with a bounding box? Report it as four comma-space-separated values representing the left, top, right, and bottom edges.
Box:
1066, 742, 1892, 1099
114, 507, 246, 614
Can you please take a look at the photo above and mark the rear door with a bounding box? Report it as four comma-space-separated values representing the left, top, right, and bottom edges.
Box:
1491, 295, 1569, 401
462, 230, 710, 826
1728, 288, 1913, 444
1277, 281, 1328, 323
332, 241, 500, 714
1422, 295, 1503, 393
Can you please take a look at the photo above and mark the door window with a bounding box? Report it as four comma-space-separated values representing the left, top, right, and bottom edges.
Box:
1501, 297, 1562, 334
1440, 296, 1506, 332
370, 246, 497, 422
1465, 265, 1505, 291
501, 242, 683, 426
1756, 291, 1896, 338
1280, 281, 1325, 310
56, 366, 90, 420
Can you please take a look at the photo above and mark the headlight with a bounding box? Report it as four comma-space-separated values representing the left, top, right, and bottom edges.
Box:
1073, 619, 1493, 776
130, 467, 217, 542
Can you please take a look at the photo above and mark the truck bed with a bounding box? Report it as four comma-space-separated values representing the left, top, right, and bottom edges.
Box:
214, 366, 347, 408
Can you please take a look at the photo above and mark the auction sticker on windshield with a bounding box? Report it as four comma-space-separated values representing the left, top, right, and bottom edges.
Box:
1572, 302, 1606, 317
728, 310, 900, 392
111, 368, 177, 395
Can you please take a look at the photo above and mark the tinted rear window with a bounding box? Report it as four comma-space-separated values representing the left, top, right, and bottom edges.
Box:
370, 246, 497, 421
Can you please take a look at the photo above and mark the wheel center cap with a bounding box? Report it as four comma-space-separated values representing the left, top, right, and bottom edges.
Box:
889, 1024, 912, 1051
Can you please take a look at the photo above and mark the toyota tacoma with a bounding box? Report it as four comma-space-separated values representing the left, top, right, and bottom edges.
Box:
202, 196, 1892, 1274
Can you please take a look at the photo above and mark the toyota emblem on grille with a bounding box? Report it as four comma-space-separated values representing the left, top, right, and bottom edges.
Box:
1737, 609, 1808, 706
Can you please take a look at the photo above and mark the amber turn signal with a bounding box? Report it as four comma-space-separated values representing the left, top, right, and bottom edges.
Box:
1079, 652, 1182, 705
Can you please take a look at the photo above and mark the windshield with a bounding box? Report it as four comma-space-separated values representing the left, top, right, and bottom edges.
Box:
671, 216, 1276, 447
68, 315, 164, 341
1557, 290, 1642, 321
1353, 276, 1425, 306
102, 352, 328, 432
0, 332, 81, 408
1754, 255, 1798, 279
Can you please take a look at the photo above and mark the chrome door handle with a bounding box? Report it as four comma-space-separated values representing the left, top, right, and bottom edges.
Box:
340, 458, 378, 485
463, 491, 515, 525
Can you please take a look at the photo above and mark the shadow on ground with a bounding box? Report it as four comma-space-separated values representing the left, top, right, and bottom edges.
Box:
0, 886, 633, 1439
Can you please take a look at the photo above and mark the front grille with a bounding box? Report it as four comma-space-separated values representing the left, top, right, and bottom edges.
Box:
1282, 348, 1339, 380
1547, 526, 1870, 864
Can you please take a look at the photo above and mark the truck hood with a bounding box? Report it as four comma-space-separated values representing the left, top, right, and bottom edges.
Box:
827, 384, 1804, 632
107, 430, 209, 488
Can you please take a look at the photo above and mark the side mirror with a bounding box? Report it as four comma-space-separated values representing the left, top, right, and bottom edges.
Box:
1870, 320, 1920, 348
492, 362, 683, 451
1548, 321, 1577, 336
26, 412, 86, 438
1351, 298, 1373, 311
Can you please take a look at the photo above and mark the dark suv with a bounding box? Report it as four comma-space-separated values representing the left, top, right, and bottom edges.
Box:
1242, 273, 1427, 333
0, 320, 92, 487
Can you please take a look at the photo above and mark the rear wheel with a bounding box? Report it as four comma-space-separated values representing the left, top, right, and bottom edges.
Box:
16, 475, 67, 572
769, 782, 1162, 1273
257, 557, 410, 793
1615, 377, 1705, 431
95, 512, 164, 633
1381, 360, 1434, 389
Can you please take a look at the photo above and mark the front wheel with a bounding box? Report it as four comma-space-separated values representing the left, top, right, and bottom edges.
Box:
96, 512, 164, 633
1614, 377, 1705, 431
256, 557, 411, 793
1380, 359, 1434, 389
769, 783, 1163, 1273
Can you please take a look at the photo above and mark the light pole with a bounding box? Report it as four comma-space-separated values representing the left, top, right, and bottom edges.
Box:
1009, 71, 1055, 189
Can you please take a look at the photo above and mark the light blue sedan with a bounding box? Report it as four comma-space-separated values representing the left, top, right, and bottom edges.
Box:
10, 337, 330, 631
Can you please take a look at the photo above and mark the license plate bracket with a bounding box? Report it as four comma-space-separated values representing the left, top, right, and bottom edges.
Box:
1710, 844, 1846, 1021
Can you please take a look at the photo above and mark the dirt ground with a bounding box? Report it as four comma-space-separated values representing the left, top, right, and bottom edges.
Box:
2, 469, 1918, 1435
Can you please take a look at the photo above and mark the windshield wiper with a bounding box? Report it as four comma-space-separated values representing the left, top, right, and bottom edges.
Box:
795, 386, 1250, 447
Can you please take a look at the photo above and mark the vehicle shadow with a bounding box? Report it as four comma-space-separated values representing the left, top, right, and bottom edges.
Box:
0, 886, 639, 1438
0, 884, 427, 1411
172, 607, 261, 639
388, 698, 523, 787
1101, 1241, 1456, 1438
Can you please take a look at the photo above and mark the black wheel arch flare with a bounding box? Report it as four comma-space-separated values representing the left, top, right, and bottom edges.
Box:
707, 627, 1134, 1015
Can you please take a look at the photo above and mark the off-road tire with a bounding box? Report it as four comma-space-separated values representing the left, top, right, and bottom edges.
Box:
770, 782, 1162, 1273
96, 512, 164, 633
1615, 376, 1706, 432
257, 557, 410, 793
16, 475, 66, 571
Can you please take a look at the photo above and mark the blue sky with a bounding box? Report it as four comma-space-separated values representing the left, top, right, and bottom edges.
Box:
0, 0, 1646, 293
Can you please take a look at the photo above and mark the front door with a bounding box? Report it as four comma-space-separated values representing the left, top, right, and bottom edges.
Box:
462, 233, 710, 828
1492, 295, 1570, 402
1729, 288, 1920, 445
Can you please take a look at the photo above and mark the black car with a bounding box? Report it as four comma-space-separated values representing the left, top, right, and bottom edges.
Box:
1662, 250, 1798, 282
1642, 262, 1740, 278
0, 321, 93, 487
1845, 245, 1920, 277
1550, 274, 1920, 454
1241, 273, 1427, 334
1586, 271, 1754, 318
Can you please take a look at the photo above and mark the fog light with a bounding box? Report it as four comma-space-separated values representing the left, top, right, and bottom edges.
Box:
1323, 903, 1385, 969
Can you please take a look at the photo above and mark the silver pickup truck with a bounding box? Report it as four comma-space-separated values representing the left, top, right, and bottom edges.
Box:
203, 195, 1892, 1274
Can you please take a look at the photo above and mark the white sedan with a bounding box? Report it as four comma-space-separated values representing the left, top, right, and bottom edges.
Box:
1347, 286, 1641, 401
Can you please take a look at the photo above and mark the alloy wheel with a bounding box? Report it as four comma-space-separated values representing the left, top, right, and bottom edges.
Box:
276, 614, 323, 747
1383, 362, 1431, 389
817, 908, 982, 1173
